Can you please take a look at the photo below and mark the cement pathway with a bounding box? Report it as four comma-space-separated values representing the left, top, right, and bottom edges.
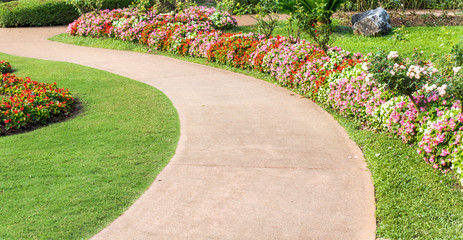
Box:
0, 26, 376, 239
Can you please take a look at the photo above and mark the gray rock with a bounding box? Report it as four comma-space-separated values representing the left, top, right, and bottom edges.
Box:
352, 7, 392, 36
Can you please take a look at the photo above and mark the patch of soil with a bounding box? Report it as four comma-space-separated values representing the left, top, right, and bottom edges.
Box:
0, 99, 83, 136
334, 10, 463, 27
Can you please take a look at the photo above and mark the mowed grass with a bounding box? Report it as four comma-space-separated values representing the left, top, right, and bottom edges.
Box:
230, 21, 463, 58
0, 52, 179, 239
327, 108, 463, 239
50, 27, 463, 239
52, 34, 149, 53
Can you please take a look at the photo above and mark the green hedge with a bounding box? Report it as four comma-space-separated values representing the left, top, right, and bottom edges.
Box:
340, 0, 462, 11
0, 0, 132, 27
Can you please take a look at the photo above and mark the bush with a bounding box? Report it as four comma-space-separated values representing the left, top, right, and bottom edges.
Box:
66, 0, 104, 15
101, 0, 133, 11
0, 0, 132, 27
340, 0, 461, 11
0, 60, 12, 74
0, 0, 79, 27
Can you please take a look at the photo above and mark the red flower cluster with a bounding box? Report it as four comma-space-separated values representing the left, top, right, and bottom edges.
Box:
1, 73, 74, 132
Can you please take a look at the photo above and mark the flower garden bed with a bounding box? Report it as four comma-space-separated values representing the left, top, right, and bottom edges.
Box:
67, 6, 463, 185
0, 62, 74, 134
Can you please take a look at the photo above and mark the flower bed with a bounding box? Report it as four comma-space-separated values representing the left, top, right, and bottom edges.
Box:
67, 7, 463, 184
1, 67, 74, 133
1, 60, 11, 74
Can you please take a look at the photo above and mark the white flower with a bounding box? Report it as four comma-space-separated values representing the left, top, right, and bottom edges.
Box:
454, 66, 462, 75
424, 83, 437, 93
390, 70, 395, 75
437, 84, 447, 96
365, 73, 373, 82
361, 62, 369, 71
387, 51, 399, 59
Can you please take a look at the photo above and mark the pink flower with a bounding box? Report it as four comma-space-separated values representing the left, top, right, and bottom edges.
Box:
424, 146, 432, 153
440, 149, 450, 156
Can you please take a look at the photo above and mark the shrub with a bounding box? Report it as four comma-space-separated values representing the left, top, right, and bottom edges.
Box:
131, 0, 154, 12
154, 0, 175, 12
216, 0, 235, 14
66, 0, 104, 15
284, 0, 343, 51
0, 60, 12, 74
246, 0, 282, 39
0, 0, 79, 27
340, 0, 461, 12
369, 50, 435, 111
101, 0, 133, 10
0, 0, 132, 27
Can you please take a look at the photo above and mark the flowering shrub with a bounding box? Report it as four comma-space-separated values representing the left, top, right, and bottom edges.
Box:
0, 71, 74, 133
369, 50, 438, 111
319, 51, 463, 184
67, 6, 463, 185
1, 60, 12, 74
67, 6, 237, 40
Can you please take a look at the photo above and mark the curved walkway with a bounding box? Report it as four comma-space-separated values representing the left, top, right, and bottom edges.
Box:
0, 26, 376, 239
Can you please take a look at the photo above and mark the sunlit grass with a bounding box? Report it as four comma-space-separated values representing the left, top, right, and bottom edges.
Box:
0, 52, 180, 239
230, 20, 463, 58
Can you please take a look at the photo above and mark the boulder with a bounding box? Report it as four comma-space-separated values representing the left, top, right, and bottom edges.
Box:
351, 7, 392, 36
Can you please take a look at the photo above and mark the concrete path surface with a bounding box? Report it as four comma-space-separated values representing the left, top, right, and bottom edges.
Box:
0, 26, 376, 239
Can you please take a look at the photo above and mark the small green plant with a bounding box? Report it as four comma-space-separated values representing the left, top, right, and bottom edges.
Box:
216, 0, 236, 14
305, 20, 336, 51
155, 0, 176, 13
288, 1, 336, 51
131, 0, 153, 13
286, 11, 303, 43
176, 0, 197, 12
295, 0, 345, 24
66, 0, 103, 15
283, 0, 343, 49
246, 0, 282, 39
389, 25, 409, 48
0, 60, 12, 74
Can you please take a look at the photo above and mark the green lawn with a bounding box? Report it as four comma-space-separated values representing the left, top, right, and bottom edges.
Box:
0, 52, 180, 239
328, 108, 463, 239
231, 21, 463, 58
50, 28, 463, 239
